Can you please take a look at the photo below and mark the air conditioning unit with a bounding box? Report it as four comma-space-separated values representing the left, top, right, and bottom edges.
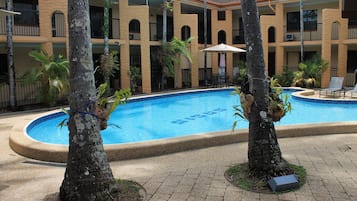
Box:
285, 33, 295, 41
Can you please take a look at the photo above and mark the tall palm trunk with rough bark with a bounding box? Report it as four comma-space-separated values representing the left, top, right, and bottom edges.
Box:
60, 1, 118, 200
240, 0, 290, 179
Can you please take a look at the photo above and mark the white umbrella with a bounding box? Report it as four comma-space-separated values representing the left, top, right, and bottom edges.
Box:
201, 43, 246, 53
0, 9, 21, 16
201, 43, 245, 86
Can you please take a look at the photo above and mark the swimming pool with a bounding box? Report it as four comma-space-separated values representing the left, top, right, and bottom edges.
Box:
27, 88, 357, 145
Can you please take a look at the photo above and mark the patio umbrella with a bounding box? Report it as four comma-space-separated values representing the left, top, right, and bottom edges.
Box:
202, 43, 246, 85
201, 43, 246, 53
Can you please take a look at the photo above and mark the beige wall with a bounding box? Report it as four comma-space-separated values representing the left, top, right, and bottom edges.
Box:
3, 0, 357, 94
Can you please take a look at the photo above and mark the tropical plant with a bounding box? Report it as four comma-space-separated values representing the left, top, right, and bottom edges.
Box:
268, 78, 292, 122
293, 54, 328, 88
58, 83, 131, 130
236, 60, 248, 85
128, 66, 142, 94
26, 50, 69, 106
96, 83, 131, 130
273, 65, 294, 87
233, 78, 292, 129
97, 50, 119, 87
158, 36, 193, 89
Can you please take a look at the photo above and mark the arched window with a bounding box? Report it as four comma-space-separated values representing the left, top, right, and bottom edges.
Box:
268, 27, 275, 43
218, 30, 226, 44
51, 11, 65, 37
181, 26, 191, 41
129, 19, 140, 40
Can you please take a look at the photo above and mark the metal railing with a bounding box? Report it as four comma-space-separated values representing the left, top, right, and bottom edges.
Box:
348, 26, 357, 39
284, 23, 323, 42
0, 78, 43, 110
0, 16, 40, 36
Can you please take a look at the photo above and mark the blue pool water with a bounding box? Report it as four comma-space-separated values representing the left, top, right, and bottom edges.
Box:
27, 89, 357, 145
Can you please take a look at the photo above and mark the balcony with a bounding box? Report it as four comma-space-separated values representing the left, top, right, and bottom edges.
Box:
0, 16, 39, 36
284, 23, 323, 42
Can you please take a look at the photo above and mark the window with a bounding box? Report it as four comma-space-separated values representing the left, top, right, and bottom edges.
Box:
13, 0, 39, 26
129, 20, 140, 33
287, 10, 317, 32
218, 11, 226, 21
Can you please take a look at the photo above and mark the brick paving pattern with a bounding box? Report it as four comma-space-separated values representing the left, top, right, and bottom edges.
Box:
1, 113, 357, 201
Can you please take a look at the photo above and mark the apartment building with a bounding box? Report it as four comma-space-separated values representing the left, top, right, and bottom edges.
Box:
0, 0, 356, 108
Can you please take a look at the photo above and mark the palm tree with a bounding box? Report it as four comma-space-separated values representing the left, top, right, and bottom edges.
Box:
60, 1, 118, 200
99, 0, 119, 89
6, 0, 16, 110
163, 0, 168, 43
240, 0, 292, 179
26, 50, 69, 106
158, 37, 193, 89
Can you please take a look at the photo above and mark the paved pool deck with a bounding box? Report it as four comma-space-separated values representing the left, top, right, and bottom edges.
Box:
1, 111, 357, 201
1, 89, 357, 201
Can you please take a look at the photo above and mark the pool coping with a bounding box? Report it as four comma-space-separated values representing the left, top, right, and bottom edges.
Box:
10, 118, 357, 163
9, 88, 357, 163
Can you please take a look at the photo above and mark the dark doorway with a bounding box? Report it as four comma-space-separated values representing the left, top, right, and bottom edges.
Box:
268, 52, 276, 77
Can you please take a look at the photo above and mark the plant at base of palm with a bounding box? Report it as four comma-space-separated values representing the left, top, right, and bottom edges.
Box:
26, 49, 69, 106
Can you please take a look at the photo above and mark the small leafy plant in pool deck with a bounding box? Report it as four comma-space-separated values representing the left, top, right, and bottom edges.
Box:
59, 83, 131, 130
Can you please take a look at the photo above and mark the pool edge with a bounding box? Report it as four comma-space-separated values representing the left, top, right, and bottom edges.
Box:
9, 115, 357, 163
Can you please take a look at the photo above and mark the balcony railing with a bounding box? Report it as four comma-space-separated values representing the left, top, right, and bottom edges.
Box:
0, 78, 43, 110
284, 23, 323, 42
0, 16, 40, 36
348, 26, 357, 39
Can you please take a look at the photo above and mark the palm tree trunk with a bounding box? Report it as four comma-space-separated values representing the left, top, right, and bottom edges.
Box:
240, 0, 289, 179
104, 0, 110, 56
60, 1, 118, 200
163, 0, 167, 43
6, 0, 16, 111
161, 0, 168, 90
103, 0, 110, 87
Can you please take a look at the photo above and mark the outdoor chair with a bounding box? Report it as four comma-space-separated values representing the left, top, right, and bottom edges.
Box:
319, 77, 344, 97
344, 84, 357, 97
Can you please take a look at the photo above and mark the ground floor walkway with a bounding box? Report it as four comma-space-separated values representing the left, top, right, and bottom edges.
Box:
0, 111, 356, 200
